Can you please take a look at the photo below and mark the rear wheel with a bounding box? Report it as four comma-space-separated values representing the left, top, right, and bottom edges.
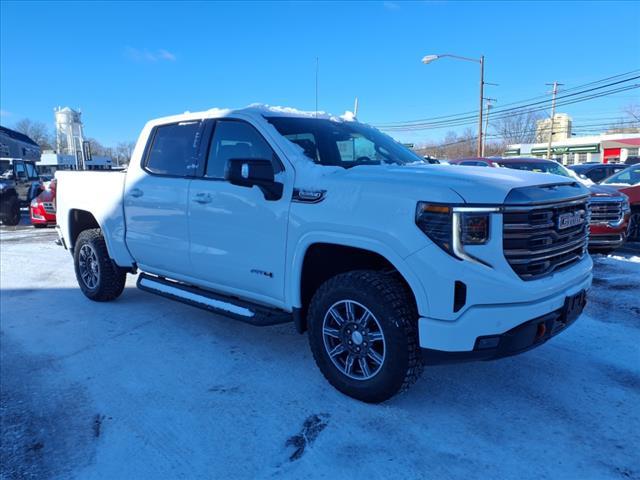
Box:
74, 228, 127, 301
308, 270, 422, 403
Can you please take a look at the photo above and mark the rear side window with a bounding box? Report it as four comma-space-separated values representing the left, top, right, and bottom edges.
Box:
146, 121, 201, 176
25, 162, 39, 179
205, 120, 281, 179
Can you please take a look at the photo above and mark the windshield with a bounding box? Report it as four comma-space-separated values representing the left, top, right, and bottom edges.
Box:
267, 117, 425, 168
602, 165, 640, 186
497, 161, 571, 177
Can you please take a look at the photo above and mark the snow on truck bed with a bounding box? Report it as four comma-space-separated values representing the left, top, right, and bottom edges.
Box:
1, 231, 639, 479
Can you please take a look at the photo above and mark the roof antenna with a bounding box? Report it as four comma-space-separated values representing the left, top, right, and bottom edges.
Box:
354, 97, 359, 117
315, 57, 319, 118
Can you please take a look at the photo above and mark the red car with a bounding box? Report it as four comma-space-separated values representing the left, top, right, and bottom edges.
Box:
30, 179, 56, 228
600, 165, 640, 241
451, 157, 631, 252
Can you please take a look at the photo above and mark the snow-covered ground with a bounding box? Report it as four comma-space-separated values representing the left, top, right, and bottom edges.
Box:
1, 227, 639, 479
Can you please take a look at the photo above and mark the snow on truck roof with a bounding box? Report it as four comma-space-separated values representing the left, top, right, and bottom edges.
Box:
147, 104, 357, 126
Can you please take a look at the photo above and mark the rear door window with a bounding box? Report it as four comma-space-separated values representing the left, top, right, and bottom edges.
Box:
145, 121, 202, 176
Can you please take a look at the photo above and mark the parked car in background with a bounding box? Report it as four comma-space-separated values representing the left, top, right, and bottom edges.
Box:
453, 157, 630, 252
30, 179, 56, 228
601, 165, 640, 241
568, 163, 627, 183
624, 156, 639, 165
0, 159, 43, 205
0, 177, 21, 225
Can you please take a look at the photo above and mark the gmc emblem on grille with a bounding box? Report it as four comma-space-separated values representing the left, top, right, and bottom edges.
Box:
557, 211, 584, 229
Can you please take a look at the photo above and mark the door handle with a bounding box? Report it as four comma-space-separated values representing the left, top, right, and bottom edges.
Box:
193, 193, 212, 204
130, 188, 144, 198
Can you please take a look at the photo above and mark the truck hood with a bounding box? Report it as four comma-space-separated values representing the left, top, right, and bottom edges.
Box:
335, 164, 581, 204
588, 183, 626, 198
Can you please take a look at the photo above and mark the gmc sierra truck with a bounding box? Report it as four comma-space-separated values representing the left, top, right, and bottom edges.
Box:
56, 105, 593, 402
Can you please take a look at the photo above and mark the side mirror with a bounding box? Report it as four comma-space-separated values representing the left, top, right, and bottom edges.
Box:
225, 158, 283, 201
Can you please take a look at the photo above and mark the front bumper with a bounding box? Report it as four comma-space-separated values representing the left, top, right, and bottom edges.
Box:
417, 270, 591, 352
588, 222, 628, 248
30, 205, 56, 225
422, 290, 586, 363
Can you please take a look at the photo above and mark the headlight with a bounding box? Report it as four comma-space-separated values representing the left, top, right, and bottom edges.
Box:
31, 198, 38, 207
622, 198, 630, 213
416, 202, 498, 266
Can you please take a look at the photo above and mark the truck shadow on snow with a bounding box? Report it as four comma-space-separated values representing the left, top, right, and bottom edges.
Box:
1, 280, 638, 479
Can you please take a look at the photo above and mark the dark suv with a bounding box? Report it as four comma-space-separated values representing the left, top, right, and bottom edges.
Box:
0, 159, 43, 226
568, 163, 628, 183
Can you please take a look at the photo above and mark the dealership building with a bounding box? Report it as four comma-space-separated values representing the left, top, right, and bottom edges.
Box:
505, 132, 640, 165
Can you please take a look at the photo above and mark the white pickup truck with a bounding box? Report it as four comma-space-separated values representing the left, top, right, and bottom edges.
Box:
56, 105, 592, 402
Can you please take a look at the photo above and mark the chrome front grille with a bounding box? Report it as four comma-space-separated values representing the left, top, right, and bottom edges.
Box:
589, 199, 623, 224
503, 197, 589, 280
43, 202, 56, 214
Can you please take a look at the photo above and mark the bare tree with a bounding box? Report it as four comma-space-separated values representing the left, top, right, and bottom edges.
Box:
115, 141, 136, 166
492, 109, 544, 145
417, 128, 480, 160
623, 103, 640, 126
13, 118, 55, 150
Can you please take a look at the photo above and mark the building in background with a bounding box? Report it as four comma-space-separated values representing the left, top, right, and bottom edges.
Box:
505, 132, 640, 165
0, 125, 41, 161
39, 107, 112, 174
535, 113, 573, 143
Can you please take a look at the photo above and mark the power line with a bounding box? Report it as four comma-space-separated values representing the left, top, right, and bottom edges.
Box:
379, 83, 639, 131
375, 70, 640, 129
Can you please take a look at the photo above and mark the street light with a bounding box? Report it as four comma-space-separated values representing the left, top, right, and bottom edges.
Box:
421, 53, 485, 157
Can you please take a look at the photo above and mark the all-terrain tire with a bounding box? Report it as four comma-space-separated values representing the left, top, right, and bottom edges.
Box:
308, 270, 423, 403
1, 196, 20, 226
73, 228, 127, 301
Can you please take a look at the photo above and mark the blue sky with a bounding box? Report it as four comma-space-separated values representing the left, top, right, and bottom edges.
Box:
1, 1, 639, 147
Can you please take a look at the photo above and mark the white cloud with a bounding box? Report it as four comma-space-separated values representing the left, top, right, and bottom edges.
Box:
383, 1, 400, 10
124, 47, 177, 63
0, 109, 11, 117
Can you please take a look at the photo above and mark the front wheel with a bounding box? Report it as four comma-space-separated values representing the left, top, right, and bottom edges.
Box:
308, 270, 422, 403
73, 228, 127, 301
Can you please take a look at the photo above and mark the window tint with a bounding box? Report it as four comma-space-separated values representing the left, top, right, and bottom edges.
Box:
206, 120, 280, 179
284, 133, 319, 162
14, 162, 26, 178
267, 117, 424, 168
146, 121, 201, 176
603, 166, 640, 186
25, 162, 38, 179
588, 167, 607, 182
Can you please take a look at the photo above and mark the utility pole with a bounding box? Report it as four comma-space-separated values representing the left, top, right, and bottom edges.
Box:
315, 57, 319, 119
421, 53, 488, 157
482, 98, 497, 156
477, 55, 485, 157
354, 97, 359, 117
545, 81, 563, 159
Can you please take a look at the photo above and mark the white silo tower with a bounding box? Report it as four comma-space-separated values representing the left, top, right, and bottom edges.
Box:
54, 107, 86, 168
